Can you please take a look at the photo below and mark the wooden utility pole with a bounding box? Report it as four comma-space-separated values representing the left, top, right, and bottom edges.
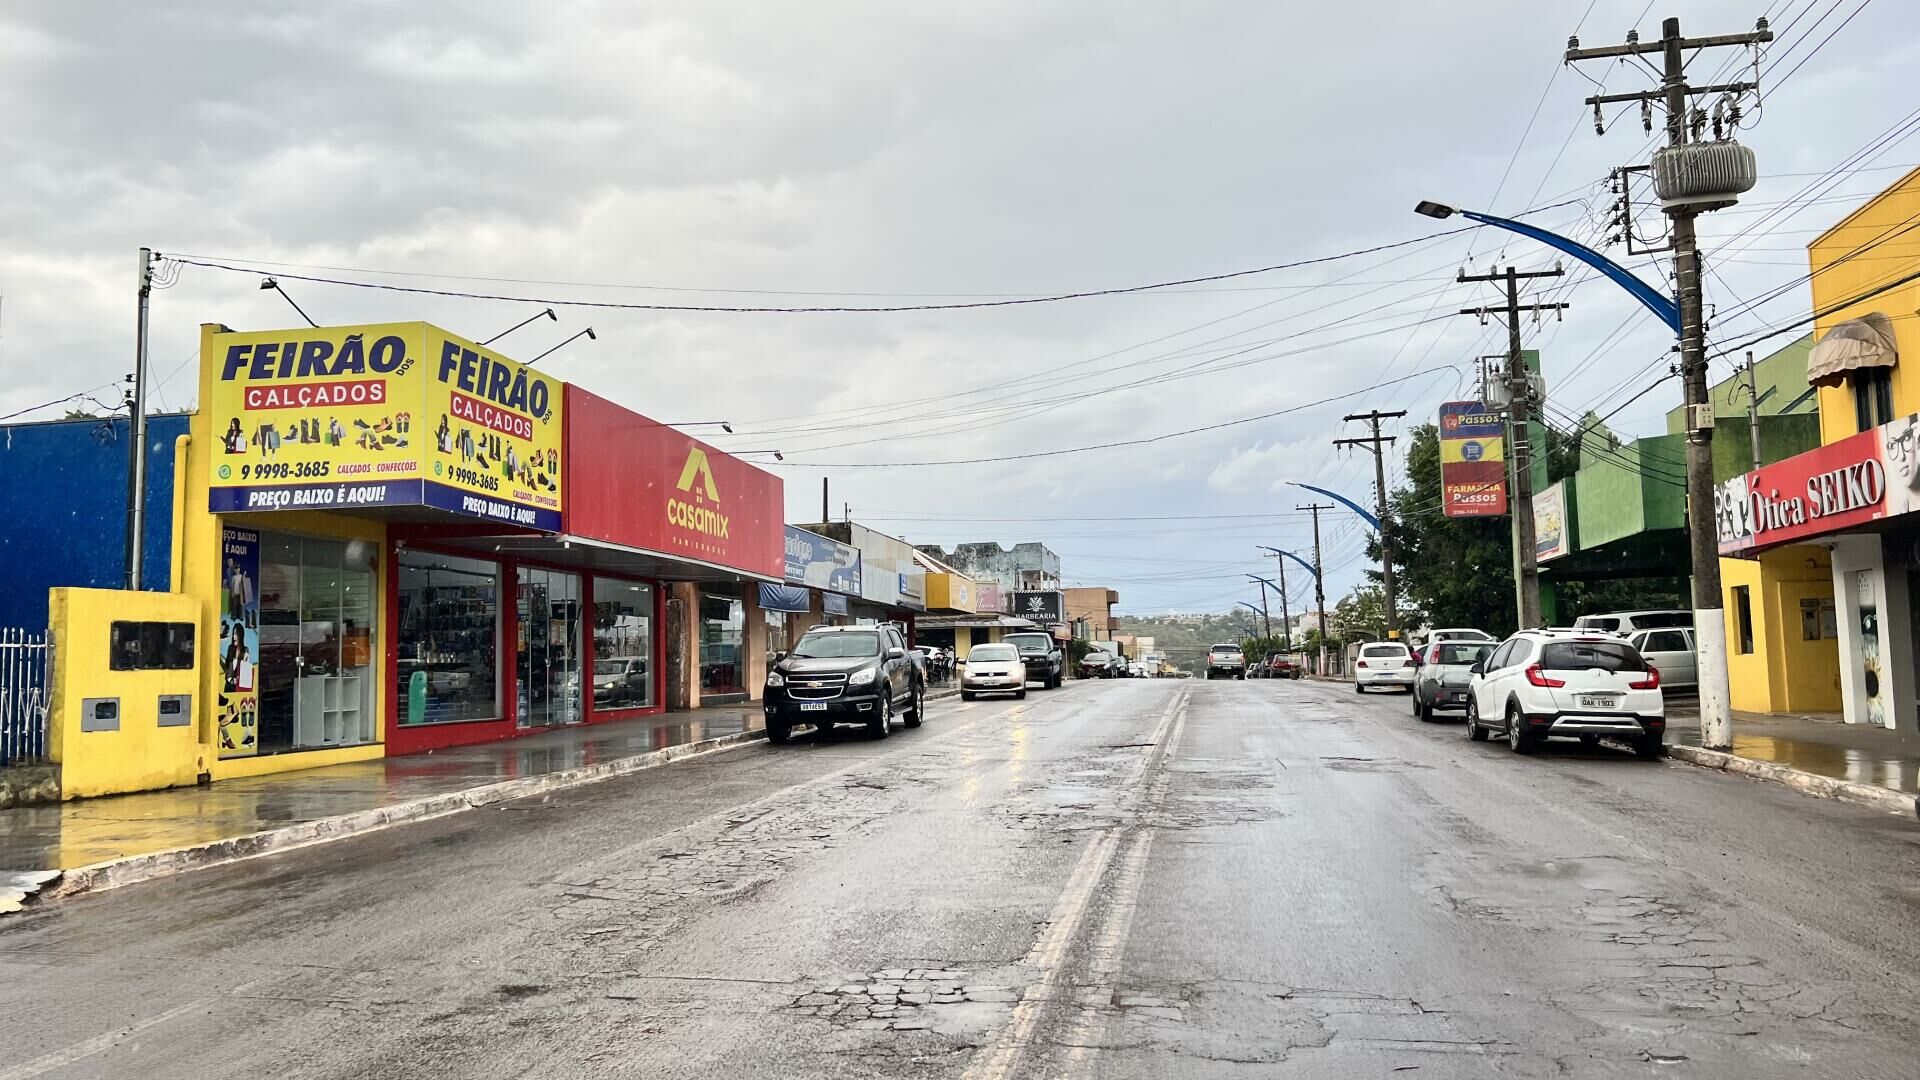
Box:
1334, 410, 1407, 637
1568, 15, 1773, 751
1457, 266, 1567, 629
1297, 502, 1334, 673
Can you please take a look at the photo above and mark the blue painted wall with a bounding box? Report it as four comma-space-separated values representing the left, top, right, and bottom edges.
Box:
0, 414, 189, 628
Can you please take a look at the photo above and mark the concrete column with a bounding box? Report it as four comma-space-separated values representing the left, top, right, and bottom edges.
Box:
954, 626, 972, 661
667, 582, 699, 711
1830, 536, 1894, 727
744, 596, 767, 702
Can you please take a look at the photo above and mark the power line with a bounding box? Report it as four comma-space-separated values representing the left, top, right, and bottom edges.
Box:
162, 229, 1504, 316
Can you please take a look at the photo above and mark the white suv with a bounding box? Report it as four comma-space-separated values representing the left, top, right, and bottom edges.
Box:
1205, 644, 1246, 679
1465, 630, 1665, 758
1353, 641, 1415, 692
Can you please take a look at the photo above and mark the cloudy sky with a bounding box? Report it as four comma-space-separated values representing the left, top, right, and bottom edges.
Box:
4, 0, 1916, 613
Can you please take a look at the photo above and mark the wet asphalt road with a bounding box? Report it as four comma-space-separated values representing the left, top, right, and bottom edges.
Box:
4, 678, 1920, 1078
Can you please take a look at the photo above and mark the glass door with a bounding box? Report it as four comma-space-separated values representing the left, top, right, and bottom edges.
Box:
518, 567, 582, 726
242, 532, 377, 755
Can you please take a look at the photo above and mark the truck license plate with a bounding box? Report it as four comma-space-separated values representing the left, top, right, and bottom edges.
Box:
799, 702, 828, 712
1578, 694, 1617, 709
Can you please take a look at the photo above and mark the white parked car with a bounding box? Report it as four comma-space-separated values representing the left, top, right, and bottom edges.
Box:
960, 643, 1028, 700
1465, 630, 1665, 757
1424, 627, 1496, 645
1570, 610, 1692, 636
1627, 627, 1697, 688
1353, 641, 1416, 692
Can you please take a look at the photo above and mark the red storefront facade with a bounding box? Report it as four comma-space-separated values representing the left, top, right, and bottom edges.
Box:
382, 386, 784, 755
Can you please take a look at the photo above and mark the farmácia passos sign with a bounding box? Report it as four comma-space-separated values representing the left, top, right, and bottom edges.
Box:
1715, 414, 1920, 555
205, 321, 565, 531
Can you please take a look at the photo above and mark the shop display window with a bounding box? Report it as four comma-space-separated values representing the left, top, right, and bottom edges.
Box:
518, 567, 583, 727
700, 589, 746, 700
396, 551, 501, 725
592, 578, 655, 711
237, 532, 377, 755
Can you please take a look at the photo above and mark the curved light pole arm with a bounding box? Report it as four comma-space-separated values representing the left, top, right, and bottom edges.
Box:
1455, 210, 1681, 334
1288, 482, 1381, 531
1258, 545, 1320, 581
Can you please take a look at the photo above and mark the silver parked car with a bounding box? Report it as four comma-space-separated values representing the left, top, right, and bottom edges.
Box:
1412, 639, 1496, 721
1627, 626, 1697, 689
960, 643, 1028, 700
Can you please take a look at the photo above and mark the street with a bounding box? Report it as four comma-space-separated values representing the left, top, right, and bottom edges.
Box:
5, 680, 1919, 1079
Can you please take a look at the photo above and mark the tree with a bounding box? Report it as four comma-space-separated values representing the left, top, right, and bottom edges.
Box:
1333, 583, 1409, 643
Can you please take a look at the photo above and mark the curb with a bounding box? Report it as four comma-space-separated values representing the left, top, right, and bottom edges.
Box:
1665, 743, 1920, 821
39, 728, 769, 904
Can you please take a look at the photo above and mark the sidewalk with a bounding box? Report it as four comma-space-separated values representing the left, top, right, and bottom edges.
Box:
0, 705, 767, 887
1665, 700, 1920, 815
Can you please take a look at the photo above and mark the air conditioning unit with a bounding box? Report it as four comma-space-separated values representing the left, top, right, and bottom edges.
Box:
1652, 140, 1757, 213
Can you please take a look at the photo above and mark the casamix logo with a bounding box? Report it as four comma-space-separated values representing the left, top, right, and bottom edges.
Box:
667, 446, 729, 540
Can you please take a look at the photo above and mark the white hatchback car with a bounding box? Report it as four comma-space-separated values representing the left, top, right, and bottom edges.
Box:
1465, 630, 1665, 757
960, 643, 1028, 701
1353, 641, 1416, 692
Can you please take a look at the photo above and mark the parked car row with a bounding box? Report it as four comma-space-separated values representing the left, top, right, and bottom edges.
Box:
1347, 612, 1683, 760
1246, 654, 1302, 679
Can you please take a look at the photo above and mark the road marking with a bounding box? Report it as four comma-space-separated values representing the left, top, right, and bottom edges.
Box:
962, 687, 1189, 1080
0, 980, 266, 1080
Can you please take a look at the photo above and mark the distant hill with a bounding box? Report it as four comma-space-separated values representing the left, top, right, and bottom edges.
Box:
1113, 612, 1263, 671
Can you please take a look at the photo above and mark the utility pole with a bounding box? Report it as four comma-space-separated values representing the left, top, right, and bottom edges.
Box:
1276, 564, 1293, 652
1568, 15, 1772, 752
126, 247, 154, 591
1334, 410, 1406, 638
821, 477, 830, 524
1248, 577, 1273, 640
1298, 502, 1333, 675
1744, 350, 1763, 471
1457, 266, 1567, 629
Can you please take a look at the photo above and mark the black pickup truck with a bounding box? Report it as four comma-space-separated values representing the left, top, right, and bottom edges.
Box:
1001, 631, 1063, 689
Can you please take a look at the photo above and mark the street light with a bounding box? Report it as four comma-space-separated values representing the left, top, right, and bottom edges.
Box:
528, 327, 596, 366
258, 277, 318, 328
1413, 201, 1679, 332
483, 307, 557, 346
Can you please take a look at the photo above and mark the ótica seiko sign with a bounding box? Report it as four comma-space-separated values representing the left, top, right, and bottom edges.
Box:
1717, 413, 1920, 555
206, 322, 565, 531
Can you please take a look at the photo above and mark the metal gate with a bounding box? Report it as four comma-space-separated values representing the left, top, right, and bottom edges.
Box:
0, 628, 50, 765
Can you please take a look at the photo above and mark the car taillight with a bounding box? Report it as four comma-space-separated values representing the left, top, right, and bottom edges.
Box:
1630, 665, 1660, 690
1355, 660, 1367, 669
1402, 656, 1415, 668
1525, 664, 1566, 688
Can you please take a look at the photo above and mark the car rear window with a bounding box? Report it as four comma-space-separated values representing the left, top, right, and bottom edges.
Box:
1005, 635, 1052, 651
1631, 612, 1693, 629
1362, 645, 1407, 658
1434, 643, 1493, 665
1539, 641, 1647, 672
1209, 646, 1239, 655
1574, 617, 1621, 632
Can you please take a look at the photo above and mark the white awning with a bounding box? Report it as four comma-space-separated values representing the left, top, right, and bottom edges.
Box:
1807, 311, 1898, 388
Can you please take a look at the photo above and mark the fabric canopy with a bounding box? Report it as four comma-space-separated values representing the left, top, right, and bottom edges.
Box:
1807, 311, 1898, 388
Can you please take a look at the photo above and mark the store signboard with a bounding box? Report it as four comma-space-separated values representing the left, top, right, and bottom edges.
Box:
976, 582, 1004, 614
823, 592, 851, 616
784, 526, 862, 594
1438, 401, 1508, 517
1011, 590, 1065, 624
206, 322, 565, 531
1717, 413, 1920, 554
566, 387, 785, 579
1534, 482, 1570, 562
757, 583, 812, 613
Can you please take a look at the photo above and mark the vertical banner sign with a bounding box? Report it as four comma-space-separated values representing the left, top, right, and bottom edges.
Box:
1533, 482, 1569, 561
218, 526, 260, 757
1438, 402, 1509, 517
207, 322, 564, 530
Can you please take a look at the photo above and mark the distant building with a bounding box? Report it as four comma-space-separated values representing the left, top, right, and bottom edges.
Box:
913, 542, 1061, 607
1065, 587, 1120, 640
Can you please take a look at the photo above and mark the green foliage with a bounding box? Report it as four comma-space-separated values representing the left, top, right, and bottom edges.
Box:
1112, 611, 1262, 672
1239, 635, 1290, 663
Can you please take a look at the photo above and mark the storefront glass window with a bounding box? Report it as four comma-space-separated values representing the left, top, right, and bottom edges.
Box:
592, 578, 654, 710
240, 532, 378, 756
518, 567, 583, 727
396, 551, 501, 725
700, 589, 746, 700
767, 609, 789, 658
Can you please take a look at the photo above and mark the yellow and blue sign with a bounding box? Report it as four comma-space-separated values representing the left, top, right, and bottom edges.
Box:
1438, 401, 1508, 518
206, 322, 564, 530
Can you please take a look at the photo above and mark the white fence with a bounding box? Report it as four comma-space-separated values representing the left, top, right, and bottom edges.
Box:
0, 628, 49, 765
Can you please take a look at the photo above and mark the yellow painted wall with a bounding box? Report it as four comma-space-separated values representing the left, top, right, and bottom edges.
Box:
1811, 166, 1920, 445
47, 588, 204, 799
923, 573, 978, 614
186, 323, 389, 781
952, 627, 973, 660
1720, 546, 1840, 714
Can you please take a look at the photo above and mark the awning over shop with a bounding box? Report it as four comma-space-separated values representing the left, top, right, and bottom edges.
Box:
1807, 312, 1898, 387
421, 531, 781, 585
916, 613, 1041, 630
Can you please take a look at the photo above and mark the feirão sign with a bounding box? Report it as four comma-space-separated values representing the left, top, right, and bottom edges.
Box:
207, 322, 564, 531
